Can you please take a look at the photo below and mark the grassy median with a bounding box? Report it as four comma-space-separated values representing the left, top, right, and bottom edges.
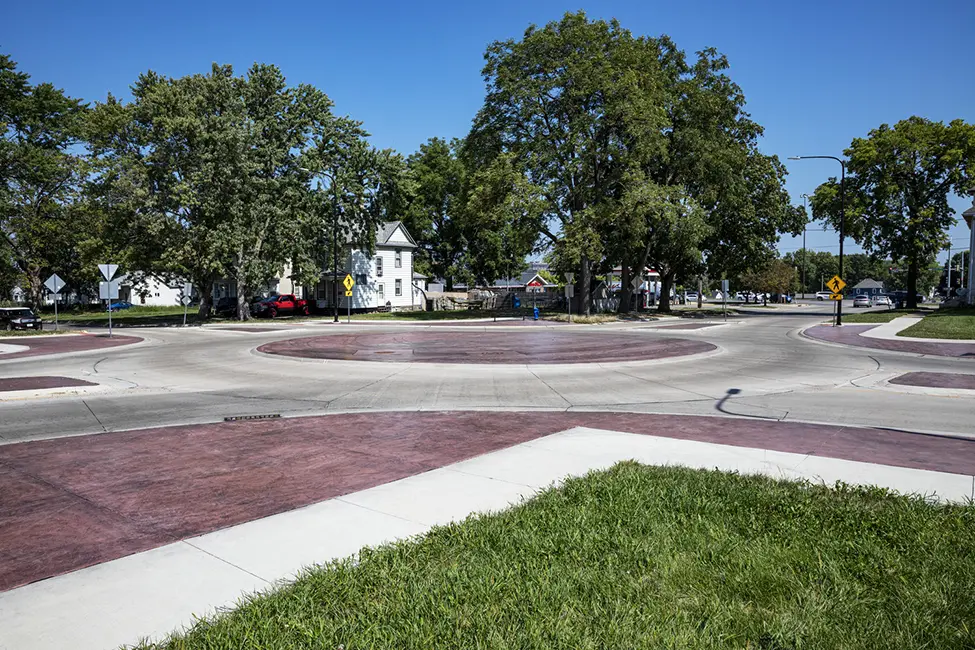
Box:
135, 463, 975, 650
898, 307, 975, 340
840, 309, 920, 324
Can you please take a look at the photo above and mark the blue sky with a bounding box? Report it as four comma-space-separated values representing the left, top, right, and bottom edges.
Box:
4, 0, 973, 266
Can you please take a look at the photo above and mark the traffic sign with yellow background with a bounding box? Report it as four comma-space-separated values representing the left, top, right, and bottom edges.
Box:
829, 293, 843, 301
825, 275, 846, 293
343, 274, 355, 291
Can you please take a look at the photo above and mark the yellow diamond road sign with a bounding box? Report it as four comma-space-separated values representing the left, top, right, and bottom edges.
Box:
343, 274, 355, 291
830, 293, 843, 301
345, 290, 353, 297
825, 275, 846, 293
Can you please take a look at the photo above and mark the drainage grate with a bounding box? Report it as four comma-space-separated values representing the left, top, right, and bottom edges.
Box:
224, 413, 282, 422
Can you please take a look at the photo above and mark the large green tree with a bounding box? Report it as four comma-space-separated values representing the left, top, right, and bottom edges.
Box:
1, 54, 88, 307
403, 137, 467, 289
468, 12, 666, 314
811, 117, 975, 308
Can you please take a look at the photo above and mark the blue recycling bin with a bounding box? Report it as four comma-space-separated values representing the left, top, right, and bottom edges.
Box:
513, 296, 521, 309
533, 306, 539, 320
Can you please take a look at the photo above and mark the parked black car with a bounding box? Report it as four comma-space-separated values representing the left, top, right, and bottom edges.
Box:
1, 307, 43, 331
887, 291, 926, 309
214, 296, 237, 317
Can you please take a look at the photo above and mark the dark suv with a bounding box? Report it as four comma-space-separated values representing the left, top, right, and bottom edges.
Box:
1, 307, 43, 331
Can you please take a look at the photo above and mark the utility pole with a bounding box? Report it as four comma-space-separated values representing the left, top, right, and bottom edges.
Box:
800, 193, 809, 299
332, 168, 339, 323
790, 156, 846, 325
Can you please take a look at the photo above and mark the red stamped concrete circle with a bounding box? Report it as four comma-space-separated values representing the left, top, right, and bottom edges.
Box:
258, 331, 716, 364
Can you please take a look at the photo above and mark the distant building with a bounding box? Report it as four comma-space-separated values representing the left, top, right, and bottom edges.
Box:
851, 278, 885, 297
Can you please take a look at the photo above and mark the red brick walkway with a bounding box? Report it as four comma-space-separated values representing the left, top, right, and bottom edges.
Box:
2, 411, 974, 592
889, 372, 975, 390
0, 334, 141, 361
804, 324, 975, 358
258, 331, 715, 363
0, 376, 97, 392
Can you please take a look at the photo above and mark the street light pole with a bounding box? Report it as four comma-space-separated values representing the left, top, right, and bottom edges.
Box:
332, 170, 339, 323
790, 156, 846, 325
800, 193, 809, 299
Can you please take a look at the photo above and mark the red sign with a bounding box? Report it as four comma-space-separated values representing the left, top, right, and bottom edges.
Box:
527, 279, 543, 287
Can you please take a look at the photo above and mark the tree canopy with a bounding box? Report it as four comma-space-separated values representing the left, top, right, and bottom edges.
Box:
811, 116, 975, 308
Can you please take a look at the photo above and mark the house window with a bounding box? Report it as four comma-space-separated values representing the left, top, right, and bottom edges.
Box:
395, 249, 402, 268
355, 273, 367, 285
377, 283, 384, 299
395, 279, 402, 296
376, 256, 383, 277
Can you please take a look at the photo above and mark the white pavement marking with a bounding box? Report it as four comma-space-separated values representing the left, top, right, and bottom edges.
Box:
0, 343, 29, 355
1, 426, 971, 650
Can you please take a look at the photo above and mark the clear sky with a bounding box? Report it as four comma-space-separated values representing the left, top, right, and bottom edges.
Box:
3, 0, 973, 266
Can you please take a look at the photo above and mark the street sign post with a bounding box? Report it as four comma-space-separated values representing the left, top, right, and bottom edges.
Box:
721, 279, 729, 320
344, 274, 355, 323
825, 276, 846, 326
44, 273, 65, 331
99, 280, 120, 337
564, 284, 574, 322
179, 282, 193, 326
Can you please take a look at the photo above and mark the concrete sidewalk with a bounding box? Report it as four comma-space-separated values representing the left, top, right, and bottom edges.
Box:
2, 426, 972, 650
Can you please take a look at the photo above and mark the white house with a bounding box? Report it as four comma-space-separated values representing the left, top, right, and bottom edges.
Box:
118, 273, 183, 306
307, 221, 421, 312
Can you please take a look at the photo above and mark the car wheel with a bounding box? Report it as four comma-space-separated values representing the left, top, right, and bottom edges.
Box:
5, 323, 11, 331
268, 308, 277, 319
301, 306, 309, 316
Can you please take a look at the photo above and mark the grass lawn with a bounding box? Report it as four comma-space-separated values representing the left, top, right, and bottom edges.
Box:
134, 463, 975, 650
50, 306, 206, 327
840, 309, 921, 324
0, 328, 74, 338
542, 312, 622, 324
347, 309, 522, 321
897, 307, 975, 340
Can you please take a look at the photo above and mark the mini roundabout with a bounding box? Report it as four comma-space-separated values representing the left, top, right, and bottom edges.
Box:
256, 330, 717, 364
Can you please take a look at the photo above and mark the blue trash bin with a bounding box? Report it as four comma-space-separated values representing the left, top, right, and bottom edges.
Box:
533, 306, 539, 320
513, 296, 521, 309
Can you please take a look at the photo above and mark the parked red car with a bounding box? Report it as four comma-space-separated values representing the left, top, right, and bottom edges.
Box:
250, 294, 309, 318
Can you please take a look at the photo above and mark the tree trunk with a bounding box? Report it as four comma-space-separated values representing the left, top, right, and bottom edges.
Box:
657, 272, 673, 313
235, 274, 250, 321
580, 255, 591, 316
697, 276, 703, 309
27, 267, 44, 310
618, 266, 631, 314
906, 257, 918, 309
197, 277, 214, 319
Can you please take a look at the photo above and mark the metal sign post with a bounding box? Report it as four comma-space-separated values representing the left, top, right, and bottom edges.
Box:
44, 274, 65, 331
99, 280, 119, 338
343, 274, 355, 324
564, 273, 575, 322
721, 279, 729, 321
98, 264, 119, 338
180, 282, 193, 326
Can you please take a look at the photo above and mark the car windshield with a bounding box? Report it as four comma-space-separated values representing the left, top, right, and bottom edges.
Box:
9, 309, 34, 317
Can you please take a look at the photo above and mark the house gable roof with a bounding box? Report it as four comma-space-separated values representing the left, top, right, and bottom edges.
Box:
852, 278, 884, 289
376, 221, 417, 249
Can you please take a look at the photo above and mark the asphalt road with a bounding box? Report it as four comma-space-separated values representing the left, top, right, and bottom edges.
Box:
0, 305, 972, 444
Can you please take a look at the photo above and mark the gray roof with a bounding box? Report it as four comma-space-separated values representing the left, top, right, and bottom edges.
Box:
376, 221, 417, 249
852, 278, 884, 289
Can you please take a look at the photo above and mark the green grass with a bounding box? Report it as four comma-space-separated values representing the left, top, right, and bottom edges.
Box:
839, 309, 921, 324
897, 306, 975, 340
0, 328, 74, 338
542, 312, 622, 324
51, 306, 204, 327
348, 309, 520, 321
133, 463, 975, 650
